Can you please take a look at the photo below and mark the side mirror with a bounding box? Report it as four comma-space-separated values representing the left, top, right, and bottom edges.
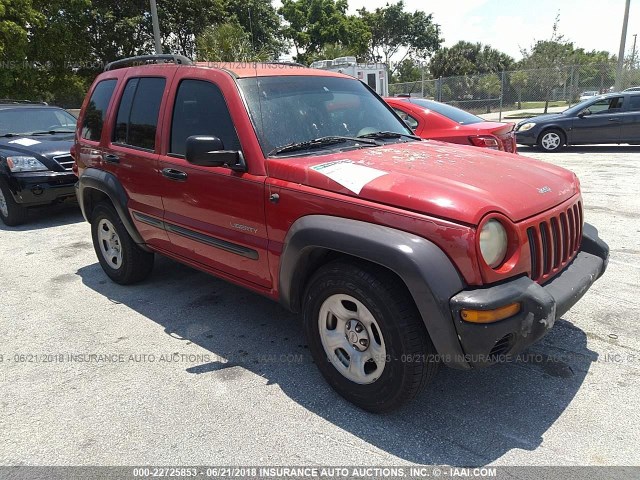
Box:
185, 135, 246, 172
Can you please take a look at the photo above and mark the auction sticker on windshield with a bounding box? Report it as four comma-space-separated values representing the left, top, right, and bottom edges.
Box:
311, 160, 387, 194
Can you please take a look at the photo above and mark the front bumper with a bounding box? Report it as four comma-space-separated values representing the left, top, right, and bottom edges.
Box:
515, 128, 539, 146
449, 223, 608, 368
8, 171, 77, 206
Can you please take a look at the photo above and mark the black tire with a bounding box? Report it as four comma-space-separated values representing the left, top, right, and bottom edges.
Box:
537, 128, 566, 152
90, 202, 154, 285
302, 260, 438, 412
0, 178, 28, 226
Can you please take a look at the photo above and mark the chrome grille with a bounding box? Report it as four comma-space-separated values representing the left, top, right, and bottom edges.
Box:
53, 154, 74, 171
527, 200, 583, 283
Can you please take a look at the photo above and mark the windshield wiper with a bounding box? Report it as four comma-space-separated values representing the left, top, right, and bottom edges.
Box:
29, 130, 75, 135
268, 136, 379, 156
357, 131, 421, 141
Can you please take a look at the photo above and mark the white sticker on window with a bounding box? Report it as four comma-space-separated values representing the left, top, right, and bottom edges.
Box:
8, 138, 41, 147
311, 160, 387, 194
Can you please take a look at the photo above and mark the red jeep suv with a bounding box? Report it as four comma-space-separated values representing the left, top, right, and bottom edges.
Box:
74, 55, 609, 412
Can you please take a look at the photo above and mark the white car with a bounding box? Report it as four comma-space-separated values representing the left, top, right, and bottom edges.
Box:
579, 90, 599, 101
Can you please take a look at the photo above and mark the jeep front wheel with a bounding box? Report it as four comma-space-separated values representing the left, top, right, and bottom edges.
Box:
91, 202, 154, 284
303, 261, 438, 412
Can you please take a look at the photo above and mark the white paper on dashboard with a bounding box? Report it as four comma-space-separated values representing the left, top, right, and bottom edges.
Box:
311, 160, 387, 195
8, 138, 41, 147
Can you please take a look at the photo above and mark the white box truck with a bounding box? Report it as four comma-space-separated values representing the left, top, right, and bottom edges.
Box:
310, 57, 389, 97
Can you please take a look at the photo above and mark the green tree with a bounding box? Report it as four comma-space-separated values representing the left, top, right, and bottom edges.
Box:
510, 70, 529, 109
158, 0, 224, 58
225, 0, 286, 58
279, 0, 368, 64
571, 49, 615, 94
429, 41, 514, 78
478, 74, 501, 113
0, 0, 43, 58
357, 1, 440, 75
196, 22, 256, 61
392, 58, 423, 83
519, 14, 575, 112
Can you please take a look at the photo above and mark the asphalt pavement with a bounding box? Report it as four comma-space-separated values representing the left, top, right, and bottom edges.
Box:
0, 145, 639, 467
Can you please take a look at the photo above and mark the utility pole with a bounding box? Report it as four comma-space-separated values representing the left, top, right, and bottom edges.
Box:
150, 0, 162, 55
615, 0, 631, 91
631, 33, 638, 70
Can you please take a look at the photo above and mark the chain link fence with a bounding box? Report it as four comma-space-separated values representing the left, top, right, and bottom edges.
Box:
389, 63, 640, 120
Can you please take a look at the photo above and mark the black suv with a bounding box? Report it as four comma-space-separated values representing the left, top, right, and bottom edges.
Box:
0, 100, 78, 225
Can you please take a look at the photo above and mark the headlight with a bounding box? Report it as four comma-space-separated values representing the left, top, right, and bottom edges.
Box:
518, 122, 536, 132
479, 219, 508, 268
6, 156, 48, 172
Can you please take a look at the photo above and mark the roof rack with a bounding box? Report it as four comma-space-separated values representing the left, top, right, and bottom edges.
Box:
0, 99, 48, 105
104, 54, 193, 72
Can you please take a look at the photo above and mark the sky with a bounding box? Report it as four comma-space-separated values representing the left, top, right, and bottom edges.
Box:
342, 0, 638, 60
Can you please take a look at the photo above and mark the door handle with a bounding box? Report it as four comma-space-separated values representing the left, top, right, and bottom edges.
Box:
608, 118, 622, 122
162, 168, 188, 181
103, 153, 120, 164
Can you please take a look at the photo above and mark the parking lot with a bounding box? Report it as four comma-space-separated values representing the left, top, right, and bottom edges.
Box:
1, 145, 639, 466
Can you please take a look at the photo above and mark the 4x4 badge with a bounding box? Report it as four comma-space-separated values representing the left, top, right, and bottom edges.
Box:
538, 186, 551, 194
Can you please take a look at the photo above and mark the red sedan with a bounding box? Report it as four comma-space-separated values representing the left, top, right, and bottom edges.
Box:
385, 97, 517, 153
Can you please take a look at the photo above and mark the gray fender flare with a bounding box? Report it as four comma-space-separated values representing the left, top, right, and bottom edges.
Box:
76, 167, 149, 250
279, 215, 469, 369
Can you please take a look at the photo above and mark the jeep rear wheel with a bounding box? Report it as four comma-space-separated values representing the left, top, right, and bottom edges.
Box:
0, 179, 28, 226
303, 261, 438, 412
91, 202, 154, 284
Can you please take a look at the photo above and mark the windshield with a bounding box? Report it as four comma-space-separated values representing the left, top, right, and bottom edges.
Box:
237, 76, 413, 156
563, 97, 604, 115
0, 108, 76, 136
407, 98, 484, 125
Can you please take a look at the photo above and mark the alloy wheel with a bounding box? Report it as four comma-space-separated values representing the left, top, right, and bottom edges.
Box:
541, 132, 561, 151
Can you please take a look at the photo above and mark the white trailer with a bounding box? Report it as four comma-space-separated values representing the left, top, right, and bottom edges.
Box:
310, 57, 389, 97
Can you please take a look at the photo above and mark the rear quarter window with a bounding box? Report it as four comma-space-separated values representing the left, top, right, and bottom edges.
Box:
82, 79, 117, 141
628, 96, 640, 111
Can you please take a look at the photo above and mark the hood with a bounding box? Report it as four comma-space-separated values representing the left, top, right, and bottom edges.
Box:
518, 113, 564, 126
0, 133, 74, 160
267, 140, 578, 225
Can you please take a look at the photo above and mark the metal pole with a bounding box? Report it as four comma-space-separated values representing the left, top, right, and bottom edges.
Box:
150, 0, 162, 54
499, 71, 505, 122
631, 34, 638, 69
421, 66, 425, 98
615, 0, 631, 91
568, 65, 574, 107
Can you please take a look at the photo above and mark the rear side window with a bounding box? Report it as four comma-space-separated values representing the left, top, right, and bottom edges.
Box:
170, 79, 241, 156
628, 96, 640, 111
393, 107, 419, 129
113, 77, 166, 151
82, 79, 117, 141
